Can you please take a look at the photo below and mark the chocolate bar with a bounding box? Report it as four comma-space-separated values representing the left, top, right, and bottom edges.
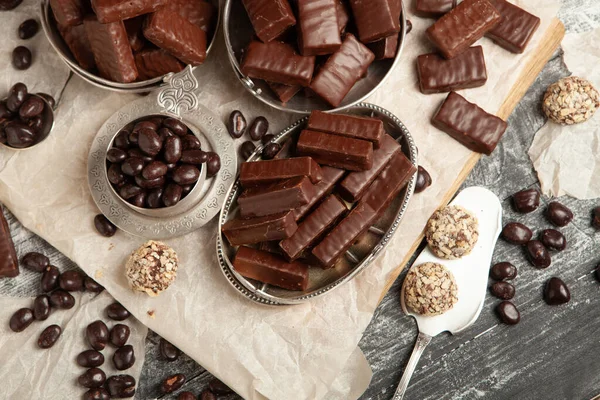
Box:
233, 247, 309, 291
84, 16, 138, 83
135, 49, 185, 80
241, 41, 315, 87
310, 34, 375, 107
58, 23, 96, 70
368, 35, 399, 60
417, 46, 487, 94
91, 0, 166, 24
241, 0, 296, 42
415, 0, 457, 18
165, 0, 216, 32
336, 0, 349, 33
296, 130, 374, 171
0, 210, 18, 278
294, 166, 345, 221
312, 202, 378, 268
348, 0, 400, 43
338, 134, 401, 202
307, 110, 384, 147
124, 16, 145, 52
297, 0, 341, 56
222, 211, 298, 246
238, 176, 315, 218
267, 82, 302, 103
50, 0, 85, 27
144, 8, 208, 65
239, 157, 323, 187
432, 91, 508, 155
426, 0, 501, 59
280, 195, 347, 261
486, 0, 540, 54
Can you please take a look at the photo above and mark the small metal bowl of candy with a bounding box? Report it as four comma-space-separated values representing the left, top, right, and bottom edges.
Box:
40, 0, 221, 93
0, 83, 55, 151
223, 0, 407, 114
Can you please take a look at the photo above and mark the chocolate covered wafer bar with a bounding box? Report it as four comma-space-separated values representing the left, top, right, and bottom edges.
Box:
432, 91, 508, 155
307, 110, 384, 147
297, 0, 341, 56
368, 35, 399, 60
50, 0, 86, 26
238, 176, 315, 218
0, 210, 18, 278
415, 0, 457, 18
417, 46, 487, 94
267, 82, 302, 103
135, 49, 185, 80
296, 130, 374, 171
294, 166, 345, 221
91, 0, 166, 24
239, 157, 323, 187
336, 0, 349, 33
58, 23, 96, 70
241, 0, 296, 43
165, 0, 216, 32
486, 0, 540, 53
426, 0, 501, 59
348, 0, 400, 43
222, 211, 298, 246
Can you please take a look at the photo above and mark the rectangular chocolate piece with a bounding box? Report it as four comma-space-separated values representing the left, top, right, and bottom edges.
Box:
135, 49, 185, 80
368, 35, 399, 60
312, 202, 378, 268
91, 0, 166, 24
267, 82, 302, 103
297, 0, 341, 56
310, 34, 375, 107
432, 91, 508, 155
239, 157, 323, 187
50, 0, 85, 27
486, 0, 540, 53
338, 134, 401, 202
348, 0, 400, 43
307, 110, 384, 147
58, 23, 96, 70
280, 195, 347, 261
144, 8, 208, 65
84, 16, 138, 83
0, 210, 18, 278
165, 0, 216, 32
294, 166, 345, 221
238, 176, 315, 218
296, 130, 374, 171
426, 0, 501, 59
417, 46, 488, 94
241, 41, 315, 87
241, 0, 296, 43
336, 0, 349, 33
361, 151, 417, 215
222, 211, 298, 246
415, 0, 457, 18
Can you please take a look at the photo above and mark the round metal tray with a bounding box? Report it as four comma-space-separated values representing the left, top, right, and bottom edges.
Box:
217, 103, 418, 305
222, 0, 407, 114
88, 66, 237, 239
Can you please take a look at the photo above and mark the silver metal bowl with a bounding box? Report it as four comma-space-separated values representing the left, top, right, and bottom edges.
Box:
223, 1, 407, 114
0, 94, 55, 151
217, 103, 418, 305
40, 0, 221, 93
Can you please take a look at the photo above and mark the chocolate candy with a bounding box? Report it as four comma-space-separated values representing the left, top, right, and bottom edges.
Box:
113, 344, 135, 370
496, 301, 520, 325
297, 0, 341, 56
241, 0, 296, 42
432, 92, 508, 155
228, 110, 247, 139
164, 136, 183, 163
240, 157, 323, 187
501, 222, 532, 245
77, 350, 105, 368
107, 302, 130, 320
179, 392, 197, 400
12, 46, 31, 70
546, 201, 573, 227
208, 378, 233, 395
490, 262, 517, 281
239, 176, 315, 218
49, 0, 85, 26
240, 141, 256, 160
163, 118, 188, 136
58, 23, 96, 70
91, 0, 166, 24
21, 252, 49, 273
267, 82, 302, 104
138, 128, 162, 156
544, 277, 570, 305
18, 19, 39, 40
163, 183, 183, 207
417, 46, 487, 94
262, 143, 281, 160
526, 240, 551, 268
33, 294, 51, 321
161, 373, 186, 393
415, 166, 432, 193
222, 211, 298, 246
338, 134, 401, 202
84, 277, 105, 293
182, 134, 201, 150
87, 320, 109, 350
49, 289, 75, 309
368, 35, 399, 60
7, 82, 27, 112
106, 375, 136, 398
94, 214, 117, 237
160, 338, 180, 361
206, 152, 221, 177
241, 41, 315, 87
512, 188, 540, 213
5, 121, 36, 148
84, 16, 138, 83
144, 8, 207, 65
83, 388, 111, 400
593, 207, 600, 230
307, 111, 384, 148
165, 0, 215, 32
41, 266, 60, 292
490, 281, 515, 300
36, 93, 56, 110
348, 0, 400, 43
38, 324, 62, 348
233, 246, 309, 291
486, 0, 540, 54
310, 34, 375, 107
280, 195, 347, 261
9, 308, 34, 332
426, 0, 501, 59
135, 49, 185, 80
540, 229, 566, 251
0, 0, 22, 11
415, 0, 457, 18
296, 130, 374, 171
142, 161, 168, 180
109, 324, 130, 347
124, 16, 145, 52
107, 148, 128, 163
59, 270, 84, 291
0, 211, 18, 278
79, 368, 107, 388
335, 0, 349, 33
249, 116, 269, 141
295, 166, 345, 221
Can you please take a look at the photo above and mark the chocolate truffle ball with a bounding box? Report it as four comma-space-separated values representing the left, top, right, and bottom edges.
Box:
125, 240, 178, 296
403, 262, 458, 316
425, 205, 479, 259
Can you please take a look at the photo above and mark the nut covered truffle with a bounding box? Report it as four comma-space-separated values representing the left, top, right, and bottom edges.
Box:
403, 262, 458, 316
425, 205, 479, 259
543, 76, 599, 125
125, 240, 178, 296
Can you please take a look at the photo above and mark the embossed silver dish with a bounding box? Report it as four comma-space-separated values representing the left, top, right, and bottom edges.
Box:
217, 103, 418, 305
88, 66, 237, 239
40, 0, 221, 93
223, 0, 407, 114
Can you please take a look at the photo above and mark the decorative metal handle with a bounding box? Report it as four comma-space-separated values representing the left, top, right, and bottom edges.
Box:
392, 332, 432, 400
157, 65, 199, 118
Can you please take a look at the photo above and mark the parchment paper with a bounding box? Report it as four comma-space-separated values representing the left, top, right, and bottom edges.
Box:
528, 28, 600, 199
0, 1, 559, 399
0, 292, 147, 399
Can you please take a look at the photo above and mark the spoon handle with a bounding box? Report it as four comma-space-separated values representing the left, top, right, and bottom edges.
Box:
392, 332, 433, 400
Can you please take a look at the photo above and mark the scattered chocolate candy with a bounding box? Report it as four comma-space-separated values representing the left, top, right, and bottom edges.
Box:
180, 149, 208, 164
544, 277, 571, 305
106, 375, 136, 398
94, 214, 117, 237
163, 183, 183, 207
200, 390, 216, 400
41, 265, 60, 292
249, 116, 268, 141
9, 308, 34, 332
592, 207, 600, 230
490, 262, 517, 281
87, 320, 109, 350
262, 133, 275, 144
12, 46, 31, 70
77, 350, 105, 368
414, 166, 432, 193
206, 152, 221, 177
18, 19, 39, 40
496, 301, 520, 325
49, 289, 75, 309
178, 392, 197, 400
540, 229, 566, 251
79, 368, 107, 389
262, 142, 281, 160
83, 388, 111, 400
512, 188, 540, 213
161, 373, 186, 394
21, 252, 49, 273
490, 281, 515, 300
240, 141, 256, 159
163, 118, 187, 136
107, 302, 130, 321
6, 82, 27, 112
110, 324, 131, 347
33, 294, 51, 321
208, 378, 233, 395
36, 92, 56, 109
59, 270, 84, 291
38, 324, 62, 348
526, 240, 551, 268
159, 338, 180, 361
546, 201, 573, 227
19, 96, 44, 119
0, 0, 23, 11
113, 344, 136, 370
228, 110, 247, 139
501, 222, 532, 245
84, 277, 105, 293
5, 121, 36, 148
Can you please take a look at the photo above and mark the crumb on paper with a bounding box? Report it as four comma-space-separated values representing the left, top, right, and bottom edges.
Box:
147, 310, 155, 318
95, 270, 104, 279
108, 243, 115, 251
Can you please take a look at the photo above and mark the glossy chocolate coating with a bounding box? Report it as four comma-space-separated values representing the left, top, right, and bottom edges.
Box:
110, 324, 131, 347
49, 290, 75, 309
0, 211, 18, 278
106, 302, 130, 321
307, 110, 384, 147
267, 82, 302, 104
496, 301, 520, 325
348, 0, 400, 43
38, 324, 62, 348
124, 16, 145, 52
135, 49, 185, 81
222, 211, 298, 246
262, 142, 282, 160
415, 166, 432, 193
415, 0, 456, 18
91, 0, 166, 24
239, 157, 323, 187
240, 141, 256, 160
33, 295, 51, 320
87, 320, 109, 350
368, 34, 399, 60
432, 91, 508, 155
512, 188, 540, 213
540, 229, 566, 251
41, 265, 60, 292
10, 308, 34, 332
85, 277, 105, 292
490, 262, 517, 281
249, 116, 268, 141
49, 0, 85, 26
19, 96, 44, 119
546, 201, 574, 227
161, 374, 186, 393
490, 281, 515, 300
294, 166, 345, 221
7, 82, 28, 112
241, 0, 296, 42
501, 222, 533, 245
58, 23, 96, 70
296, 130, 374, 171
238, 176, 315, 218
208, 378, 233, 395
228, 110, 246, 139
79, 368, 107, 388
77, 350, 105, 368
59, 270, 84, 291
526, 240, 551, 268
83, 388, 110, 400
106, 375, 136, 398
486, 0, 540, 53
160, 338, 180, 361
544, 277, 570, 305
297, 0, 341, 56
21, 252, 49, 273
94, 214, 117, 237
0, 0, 23, 11
113, 344, 135, 370
165, 0, 215, 32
